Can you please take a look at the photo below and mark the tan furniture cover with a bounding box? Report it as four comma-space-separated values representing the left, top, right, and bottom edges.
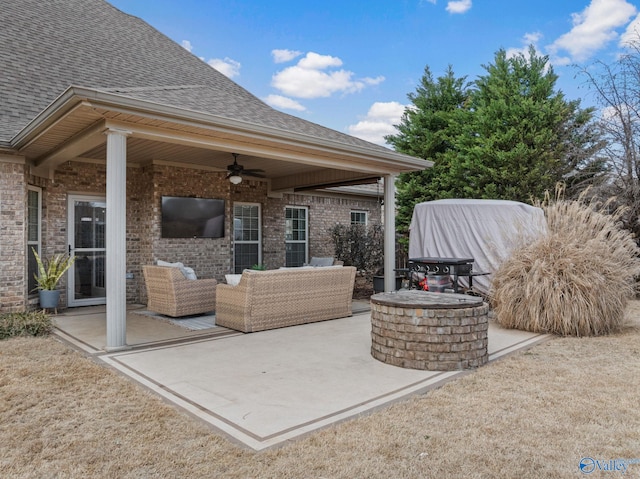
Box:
142, 265, 217, 317
216, 266, 357, 332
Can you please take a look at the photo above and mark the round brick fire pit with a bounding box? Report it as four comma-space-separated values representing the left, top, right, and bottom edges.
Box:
370, 290, 489, 371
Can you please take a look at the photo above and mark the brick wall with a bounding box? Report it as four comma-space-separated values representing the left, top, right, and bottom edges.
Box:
2, 160, 382, 312
263, 193, 382, 268
45, 161, 107, 308
148, 164, 232, 281
0, 161, 27, 312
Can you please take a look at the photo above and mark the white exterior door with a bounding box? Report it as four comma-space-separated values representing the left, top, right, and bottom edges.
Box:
67, 195, 107, 307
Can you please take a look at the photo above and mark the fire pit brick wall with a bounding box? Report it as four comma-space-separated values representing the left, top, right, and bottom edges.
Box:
370, 299, 489, 371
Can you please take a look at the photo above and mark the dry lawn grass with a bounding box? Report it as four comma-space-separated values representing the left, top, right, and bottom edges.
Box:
2, 304, 640, 478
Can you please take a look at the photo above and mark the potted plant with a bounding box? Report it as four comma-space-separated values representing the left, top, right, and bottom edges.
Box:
32, 247, 75, 310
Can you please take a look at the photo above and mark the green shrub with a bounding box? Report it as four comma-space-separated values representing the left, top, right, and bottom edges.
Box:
0, 311, 53, 340
491, 190, 640, 336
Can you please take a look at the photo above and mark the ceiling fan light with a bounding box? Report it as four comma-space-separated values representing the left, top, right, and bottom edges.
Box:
229, 174, 242, 185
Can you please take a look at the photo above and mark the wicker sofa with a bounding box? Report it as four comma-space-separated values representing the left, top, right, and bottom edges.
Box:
142, 265, 217, 317
215, 266, 357, 332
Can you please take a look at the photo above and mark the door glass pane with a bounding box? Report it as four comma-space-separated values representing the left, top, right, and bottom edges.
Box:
74, 201, 106, 249
74, 252, 106, 300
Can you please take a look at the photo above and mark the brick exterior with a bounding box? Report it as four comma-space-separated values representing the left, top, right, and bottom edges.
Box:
0, 160, 381, 313
0, 161, 27, 312
263, 192, 382, 269
370, 296, 489, 371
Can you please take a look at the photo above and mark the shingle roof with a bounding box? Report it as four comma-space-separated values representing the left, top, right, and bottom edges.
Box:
0, 0, 392, 153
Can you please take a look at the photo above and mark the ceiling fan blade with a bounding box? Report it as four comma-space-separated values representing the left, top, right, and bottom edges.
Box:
244, 171, 266, 178
226, 153, 265, 178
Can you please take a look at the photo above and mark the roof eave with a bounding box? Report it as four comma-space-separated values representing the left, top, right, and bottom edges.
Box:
12, 86, 431, 172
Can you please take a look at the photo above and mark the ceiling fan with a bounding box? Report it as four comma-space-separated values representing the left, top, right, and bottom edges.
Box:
226, 153, 265, 184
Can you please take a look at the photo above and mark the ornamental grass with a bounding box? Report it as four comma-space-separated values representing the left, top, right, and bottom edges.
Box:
0, 310, 52, 340
491, 190, 640, 336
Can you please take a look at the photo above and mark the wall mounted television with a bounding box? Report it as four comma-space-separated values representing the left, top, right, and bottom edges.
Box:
161, 196, 225, 238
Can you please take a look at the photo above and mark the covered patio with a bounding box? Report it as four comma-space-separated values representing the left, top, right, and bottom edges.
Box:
17, 86, 428, 351
3, 0, 428, 344
52, 304, 549, 451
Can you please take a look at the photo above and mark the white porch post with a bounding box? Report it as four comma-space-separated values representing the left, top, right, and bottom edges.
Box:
383, 175, 396, 292
105, 128, 130, 351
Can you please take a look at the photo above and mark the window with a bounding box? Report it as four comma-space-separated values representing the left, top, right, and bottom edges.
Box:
27, 187, 42, 295
285, 206, 308, 267
351, 210, 368, 225
233, 203, 261, 273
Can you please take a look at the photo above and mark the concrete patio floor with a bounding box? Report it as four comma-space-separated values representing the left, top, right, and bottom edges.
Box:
52, 303, 549, 451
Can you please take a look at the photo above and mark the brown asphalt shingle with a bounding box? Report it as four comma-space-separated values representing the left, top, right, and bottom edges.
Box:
0, 0, 391, 152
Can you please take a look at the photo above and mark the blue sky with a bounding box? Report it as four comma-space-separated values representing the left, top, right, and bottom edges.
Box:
108, 0, 640, 146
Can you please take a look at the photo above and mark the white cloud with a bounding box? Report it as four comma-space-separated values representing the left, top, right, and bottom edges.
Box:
272, 49, 303, 63
263, 94, 306, 111
620, 13, 640, 46
179, 40, 240, 77
363, 76, 386, 86
208, 57, 241, 78
548, 0, 637, 63
271, 52, 385, 99
446, 0, 472, 14
298, 52, 343, 69
506, 32, 543, 59
347, 101, 407, 146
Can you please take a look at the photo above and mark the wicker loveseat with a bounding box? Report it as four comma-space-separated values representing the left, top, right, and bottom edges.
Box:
215, 266, 357, 332
142, 265, 217, 317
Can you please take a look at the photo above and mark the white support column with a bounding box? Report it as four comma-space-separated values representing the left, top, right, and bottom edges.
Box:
105, 128, 130, 351
383, 175, 396, 292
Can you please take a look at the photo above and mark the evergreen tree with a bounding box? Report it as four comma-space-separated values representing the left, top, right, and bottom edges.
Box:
449, 47, 603, 201
385, 65, 471, 236
388, 47, 606, 236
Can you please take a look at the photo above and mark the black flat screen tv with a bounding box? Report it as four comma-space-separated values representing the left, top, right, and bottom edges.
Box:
161, 196, 225, 238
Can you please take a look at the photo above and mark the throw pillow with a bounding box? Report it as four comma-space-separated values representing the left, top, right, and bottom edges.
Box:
157, 260, 198, 280
225, 274, 242, 286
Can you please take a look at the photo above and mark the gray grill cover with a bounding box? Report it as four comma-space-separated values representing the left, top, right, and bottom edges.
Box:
408, 199, 547, 294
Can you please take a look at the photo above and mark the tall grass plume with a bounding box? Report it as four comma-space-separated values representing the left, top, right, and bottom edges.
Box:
491, 189, 640, 336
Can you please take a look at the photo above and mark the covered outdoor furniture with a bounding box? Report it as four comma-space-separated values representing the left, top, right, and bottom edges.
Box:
409, 199, 547, 294
216, 266, 357, 332
142, 265, 217, 317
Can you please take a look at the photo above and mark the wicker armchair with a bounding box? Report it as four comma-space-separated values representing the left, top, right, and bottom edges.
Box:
216, 266, 356, 332
142, 265, 217, 317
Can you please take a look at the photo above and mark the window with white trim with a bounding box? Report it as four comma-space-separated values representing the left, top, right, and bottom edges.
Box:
351, 210, 368, 225
285, 206, 308, 267
27, 186, 42, 295
233, 203, 262, 273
